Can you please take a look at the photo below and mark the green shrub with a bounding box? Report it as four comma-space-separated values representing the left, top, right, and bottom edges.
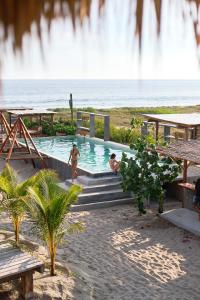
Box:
95, 120, 140, 144
42, 121, 76, 136
23, 118, 39, 129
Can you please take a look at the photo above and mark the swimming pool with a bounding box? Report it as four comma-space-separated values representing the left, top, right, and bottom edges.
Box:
31, 136, 134, 173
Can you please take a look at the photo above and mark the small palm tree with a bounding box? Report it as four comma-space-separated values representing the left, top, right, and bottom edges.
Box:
0, 163, 35, 246
24, 169, 82, 276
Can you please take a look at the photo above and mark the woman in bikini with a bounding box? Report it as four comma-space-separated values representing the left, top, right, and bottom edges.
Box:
68, 144, 80, 181
109, 153, 120, 174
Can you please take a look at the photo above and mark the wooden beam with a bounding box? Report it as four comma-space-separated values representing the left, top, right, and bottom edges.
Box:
51, 114, 54, 127
185, 127, 189, 141
0, 119, 18, 154
155, 121, 159, 140
20, 118, 47, 168
194, 126, 198, 139
8, 113, 12, 127
6, 129, 18, 161
21, 125, 32, 154
183, 160, 188, 182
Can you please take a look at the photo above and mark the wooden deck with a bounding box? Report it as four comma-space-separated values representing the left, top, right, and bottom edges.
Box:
0, 243, 44, 299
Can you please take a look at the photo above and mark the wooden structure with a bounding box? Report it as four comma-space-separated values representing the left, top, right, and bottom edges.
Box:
0, 117, 47, 168
156, 139, 200, 182
0, 243, 44, 299
7, 109, 55, 127
0, 107, 32, 113
0, 112, 13, 136
156, 140, 200, 182
142, 113, 200, 141
156, 139, 200, 208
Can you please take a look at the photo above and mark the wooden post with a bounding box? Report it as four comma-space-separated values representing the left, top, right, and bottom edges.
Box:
21, 126, 32, 154
182, 159, 188, 208
21, 272, 33, 299
155, 121, 159, 141
185, 127, 189, 141
9, 113, 12, 127
183, 160, 188, 182
20, 118, 47, 168
51, 114, 54, 127
0, 119, 18, 154
194, 126, 198, 139
6, 127, 18, 161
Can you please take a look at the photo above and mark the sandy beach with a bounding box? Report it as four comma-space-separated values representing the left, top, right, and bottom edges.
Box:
0, 195, 200, 300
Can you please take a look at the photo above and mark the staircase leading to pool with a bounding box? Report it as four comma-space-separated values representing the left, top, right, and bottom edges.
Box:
58, 174, 133, 211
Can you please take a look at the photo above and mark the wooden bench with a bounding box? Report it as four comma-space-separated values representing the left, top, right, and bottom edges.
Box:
0, 243, 44, 299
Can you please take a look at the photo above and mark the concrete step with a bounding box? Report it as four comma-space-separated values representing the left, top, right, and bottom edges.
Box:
69, 175, 121, 186
71, 197, 134, 211
81, 182, 122, 193
58, 181, 122, 193
77, 189, 131, 204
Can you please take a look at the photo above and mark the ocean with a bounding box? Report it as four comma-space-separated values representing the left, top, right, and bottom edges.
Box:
1, 80, 200, 109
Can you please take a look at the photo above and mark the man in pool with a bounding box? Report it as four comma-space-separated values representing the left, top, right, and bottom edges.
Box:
68, 144, 80, 181
109, 153, 120, 174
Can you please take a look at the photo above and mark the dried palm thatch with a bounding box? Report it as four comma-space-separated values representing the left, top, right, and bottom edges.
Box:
0, 0, 200, 55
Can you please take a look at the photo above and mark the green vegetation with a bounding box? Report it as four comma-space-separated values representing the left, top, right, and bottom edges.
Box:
0, 165, 82, 276
95, 120, 140, 144
50, 104, 200, 127
0, 164, 35, 246
42, 120, 76, 136
120, 135, 182, 215
23, 118, 76, 136
24, 170, 82, 276
24, 118, 39, 129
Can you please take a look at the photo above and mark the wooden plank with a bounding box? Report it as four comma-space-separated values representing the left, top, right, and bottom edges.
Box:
0, 248, 21, 258
0, 257, 43, 275
0, 261, 44, 281
0, 258, 41, 274
0, 253, 37, 268
0, 250, 39, 264
0, 243, 15, 250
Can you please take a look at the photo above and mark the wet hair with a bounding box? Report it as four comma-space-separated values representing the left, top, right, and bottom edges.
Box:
110, 153, 116, 159
73, 144, 77, 147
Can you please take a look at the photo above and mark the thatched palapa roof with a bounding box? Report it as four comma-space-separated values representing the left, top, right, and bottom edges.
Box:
0, 0, 200, 55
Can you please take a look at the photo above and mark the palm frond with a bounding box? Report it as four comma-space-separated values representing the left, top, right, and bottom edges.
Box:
0, 177, 15, 197
66, 222, 85, 234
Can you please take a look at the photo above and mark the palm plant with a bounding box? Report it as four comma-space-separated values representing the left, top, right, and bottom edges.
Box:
24, 169, 82, 276
0, 163, 35, 246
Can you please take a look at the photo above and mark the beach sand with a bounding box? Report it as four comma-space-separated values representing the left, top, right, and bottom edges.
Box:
1, 201, 200, 300
0, 160, 200, 299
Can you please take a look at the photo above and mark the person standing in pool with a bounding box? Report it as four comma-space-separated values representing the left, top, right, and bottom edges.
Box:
68, 144, 80, 181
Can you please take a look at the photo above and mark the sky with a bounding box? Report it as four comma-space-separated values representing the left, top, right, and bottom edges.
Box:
2, 0, 200, 80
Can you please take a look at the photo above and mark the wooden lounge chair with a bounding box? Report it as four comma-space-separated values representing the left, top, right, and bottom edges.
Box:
0, 242, 44, 299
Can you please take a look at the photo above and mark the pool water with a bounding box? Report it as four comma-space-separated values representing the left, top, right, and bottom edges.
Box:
31, 136, 134, 173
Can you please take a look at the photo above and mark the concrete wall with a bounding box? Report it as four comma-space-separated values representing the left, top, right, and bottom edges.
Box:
34, 157, 90, 180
